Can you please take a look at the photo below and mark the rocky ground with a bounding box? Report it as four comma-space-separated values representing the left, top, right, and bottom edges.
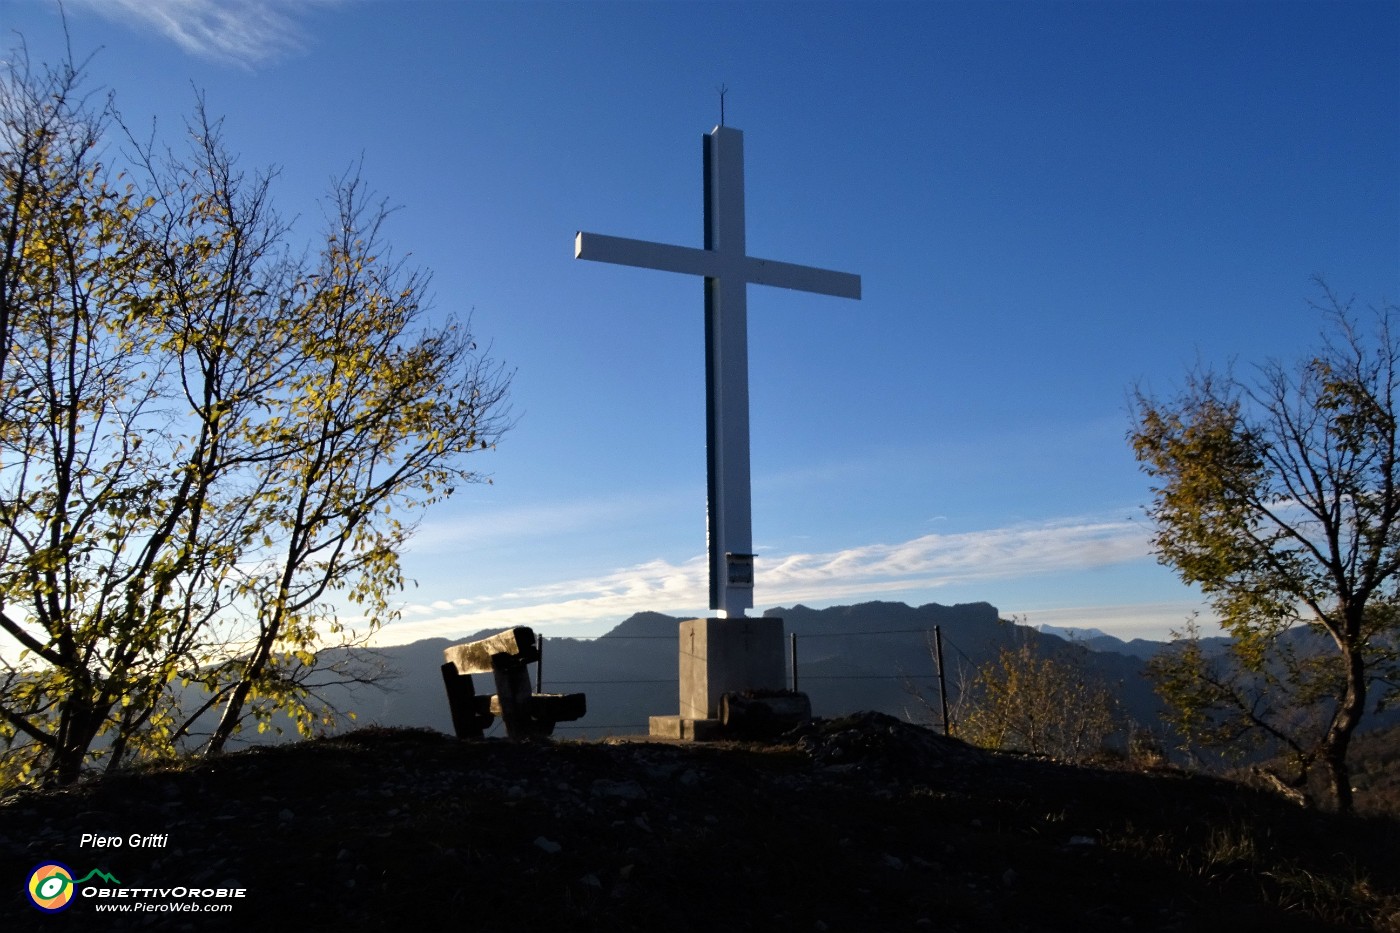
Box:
2, 713, 1397, 932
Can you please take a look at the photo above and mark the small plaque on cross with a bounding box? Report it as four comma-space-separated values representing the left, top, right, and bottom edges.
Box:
726, 552, 754, 589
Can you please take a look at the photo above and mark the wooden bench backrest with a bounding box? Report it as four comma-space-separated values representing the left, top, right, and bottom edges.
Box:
443, 626, 539, 675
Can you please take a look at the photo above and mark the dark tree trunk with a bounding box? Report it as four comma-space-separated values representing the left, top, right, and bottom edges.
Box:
50, 701, 103, 785
205, 637, 275, 756
1319, 641, 1366, 814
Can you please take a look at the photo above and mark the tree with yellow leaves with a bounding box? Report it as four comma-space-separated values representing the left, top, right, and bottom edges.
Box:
1133, 288, 1400, 813
955, 630, 1122, 763
0, 46, 510, 786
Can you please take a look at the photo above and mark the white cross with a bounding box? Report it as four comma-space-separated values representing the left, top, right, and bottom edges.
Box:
575, 126, 861, 617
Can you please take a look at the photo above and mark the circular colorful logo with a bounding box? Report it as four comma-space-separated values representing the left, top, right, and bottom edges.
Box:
27, 862, 76, 913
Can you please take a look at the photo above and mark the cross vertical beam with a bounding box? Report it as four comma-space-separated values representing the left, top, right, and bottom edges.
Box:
575, 125, 860, 617
703, 127, 752, 614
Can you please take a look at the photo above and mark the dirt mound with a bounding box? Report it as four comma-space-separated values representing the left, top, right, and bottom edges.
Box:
790, 710, 988, 777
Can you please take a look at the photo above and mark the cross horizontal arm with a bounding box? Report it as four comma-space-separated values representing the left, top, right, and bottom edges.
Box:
746, 257, 861, 300
577, 231, 861, 301
575, 232, 721, 278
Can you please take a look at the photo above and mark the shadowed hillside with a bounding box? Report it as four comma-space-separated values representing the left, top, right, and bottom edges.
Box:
2, 717, 1396, 931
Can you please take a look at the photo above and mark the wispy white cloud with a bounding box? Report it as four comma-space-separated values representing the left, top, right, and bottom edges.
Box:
370, 517, 1157, 646
1012, 603, 1220, 641
763, 519, 1148, 596
70, 0, 339, 68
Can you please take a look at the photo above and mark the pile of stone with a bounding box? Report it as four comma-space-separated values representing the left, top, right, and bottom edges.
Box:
788, 711, 988, 781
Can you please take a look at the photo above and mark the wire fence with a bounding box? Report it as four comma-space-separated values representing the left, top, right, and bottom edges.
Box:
533, 626, 978, 736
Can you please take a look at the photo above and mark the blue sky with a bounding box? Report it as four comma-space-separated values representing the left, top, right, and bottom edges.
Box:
5, 0, 1397, 644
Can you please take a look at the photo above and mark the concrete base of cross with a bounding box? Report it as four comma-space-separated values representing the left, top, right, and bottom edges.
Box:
647, 715, 725, 740
648, 616, 786, 741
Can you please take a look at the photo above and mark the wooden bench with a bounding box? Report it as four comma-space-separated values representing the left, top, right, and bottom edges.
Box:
440, 627, 586, 738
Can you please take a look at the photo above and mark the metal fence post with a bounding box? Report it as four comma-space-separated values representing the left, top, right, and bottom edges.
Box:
791, 632, 799, 693
934, 625, 950, 736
